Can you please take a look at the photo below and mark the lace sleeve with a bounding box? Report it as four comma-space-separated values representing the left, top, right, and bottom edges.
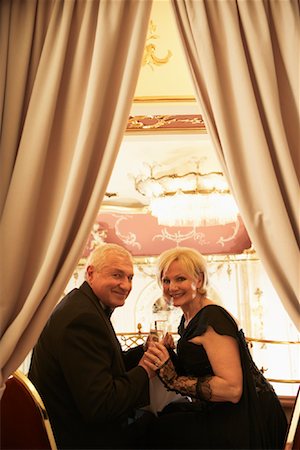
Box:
157, 358, 212, 401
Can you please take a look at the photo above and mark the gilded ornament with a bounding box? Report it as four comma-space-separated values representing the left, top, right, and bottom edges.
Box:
142, 20, 172, 69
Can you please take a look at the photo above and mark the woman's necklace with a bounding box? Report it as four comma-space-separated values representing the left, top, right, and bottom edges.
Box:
184, 297, 206, 328
184, 317, 190, 328
183, 311, 198, 328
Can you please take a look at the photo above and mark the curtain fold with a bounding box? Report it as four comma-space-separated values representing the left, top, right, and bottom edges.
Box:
171, 0, 299, 330
0, 0, 152, 393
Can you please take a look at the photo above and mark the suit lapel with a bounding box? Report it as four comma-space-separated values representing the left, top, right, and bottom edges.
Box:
79, 282, 125, 369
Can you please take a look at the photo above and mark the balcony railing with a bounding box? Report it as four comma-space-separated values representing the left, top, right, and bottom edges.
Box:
117, 325, 300, 387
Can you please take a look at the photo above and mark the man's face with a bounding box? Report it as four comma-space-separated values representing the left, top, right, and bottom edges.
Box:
86, 254, 134, 308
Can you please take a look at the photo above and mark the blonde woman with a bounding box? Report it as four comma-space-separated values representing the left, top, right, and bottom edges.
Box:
144, 247, 287, 449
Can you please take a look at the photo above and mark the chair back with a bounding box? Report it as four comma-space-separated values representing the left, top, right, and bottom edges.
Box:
0, 370, 57, 450
284, 386, 300, 450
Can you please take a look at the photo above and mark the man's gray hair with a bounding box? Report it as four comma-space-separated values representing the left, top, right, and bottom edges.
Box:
85, 243, 133, 278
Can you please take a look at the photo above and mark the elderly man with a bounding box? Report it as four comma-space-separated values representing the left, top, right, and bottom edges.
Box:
29, 243, 155, 449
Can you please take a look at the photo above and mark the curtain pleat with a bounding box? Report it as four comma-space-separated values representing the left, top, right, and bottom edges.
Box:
0, 0, 152, 393
171, 0, 299, 330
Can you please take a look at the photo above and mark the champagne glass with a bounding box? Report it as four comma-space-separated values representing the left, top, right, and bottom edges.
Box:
149, 319, 167, 342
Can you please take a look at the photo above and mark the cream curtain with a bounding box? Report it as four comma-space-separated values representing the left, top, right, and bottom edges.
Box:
171, 0, 300, 330
0, 0, 152, 393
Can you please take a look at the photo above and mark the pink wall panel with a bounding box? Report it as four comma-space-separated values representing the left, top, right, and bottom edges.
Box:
82, 212, 251, 257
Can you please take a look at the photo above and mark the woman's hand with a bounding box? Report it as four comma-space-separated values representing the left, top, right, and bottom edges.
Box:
144, 331, 174, 352
162, 332, 175, 349
144, 341, 170, 370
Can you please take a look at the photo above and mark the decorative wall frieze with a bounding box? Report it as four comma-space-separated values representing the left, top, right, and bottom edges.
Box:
152, 227, 207, 246
82, 212, 251, 258
126, 114, 206, 132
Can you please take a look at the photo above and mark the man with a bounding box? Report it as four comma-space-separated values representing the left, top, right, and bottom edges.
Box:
28, 243, 155, 449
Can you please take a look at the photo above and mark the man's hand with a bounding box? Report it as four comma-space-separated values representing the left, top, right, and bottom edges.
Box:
138, 353, 157, 378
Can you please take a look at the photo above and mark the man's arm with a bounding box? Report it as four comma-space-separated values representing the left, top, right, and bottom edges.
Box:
59, 314, 150, 423
123, 344, 145, 370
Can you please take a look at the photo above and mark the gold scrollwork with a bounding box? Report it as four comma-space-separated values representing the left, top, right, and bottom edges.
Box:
127, 114, 206, 131
142, 20, 172, 69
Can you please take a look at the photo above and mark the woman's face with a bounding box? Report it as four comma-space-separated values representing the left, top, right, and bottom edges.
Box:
161, 260, 202, 309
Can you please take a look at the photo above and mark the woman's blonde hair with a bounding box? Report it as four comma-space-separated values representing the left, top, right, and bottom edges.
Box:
156, 247, 208, 297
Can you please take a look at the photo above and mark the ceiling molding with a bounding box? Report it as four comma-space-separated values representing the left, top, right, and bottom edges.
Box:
133, 96, 196, 103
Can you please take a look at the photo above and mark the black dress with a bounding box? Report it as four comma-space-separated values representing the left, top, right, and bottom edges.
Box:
152, 305, 287, 450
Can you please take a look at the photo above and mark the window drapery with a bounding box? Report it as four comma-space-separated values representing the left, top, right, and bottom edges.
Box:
0, 0, 152, 395
1, 0, 299, 402
171, 0, 300, 330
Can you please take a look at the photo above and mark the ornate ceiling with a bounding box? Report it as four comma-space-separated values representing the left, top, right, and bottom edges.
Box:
92, 1, 252, 257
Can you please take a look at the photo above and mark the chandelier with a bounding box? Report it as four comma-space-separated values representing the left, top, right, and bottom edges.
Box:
134, 163, 239, 227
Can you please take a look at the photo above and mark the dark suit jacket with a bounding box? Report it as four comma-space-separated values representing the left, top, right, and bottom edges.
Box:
28, 282, 150, 449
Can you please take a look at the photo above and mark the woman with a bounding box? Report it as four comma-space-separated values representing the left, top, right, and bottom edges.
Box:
144, 247, 287, 449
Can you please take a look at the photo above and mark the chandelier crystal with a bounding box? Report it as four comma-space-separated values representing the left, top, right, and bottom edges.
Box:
134, 163, 239, 227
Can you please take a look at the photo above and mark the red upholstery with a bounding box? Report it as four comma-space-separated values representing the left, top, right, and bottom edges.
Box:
0, 371, 56, 450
